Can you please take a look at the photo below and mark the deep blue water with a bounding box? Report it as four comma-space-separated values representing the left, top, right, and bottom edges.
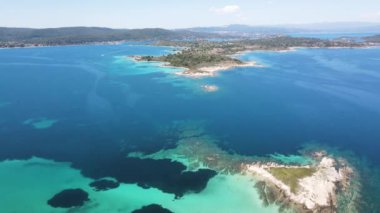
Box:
215, 48, 380, 162
1, 45, 380, 163
1, 44, 380, 211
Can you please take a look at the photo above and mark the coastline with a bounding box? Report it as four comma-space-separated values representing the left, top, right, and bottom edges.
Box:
232, 45, 380, 56
127, 56, 189, 72
0, 40, 127, 50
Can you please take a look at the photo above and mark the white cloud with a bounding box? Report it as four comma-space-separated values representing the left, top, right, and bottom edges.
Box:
210, 5, 240, 15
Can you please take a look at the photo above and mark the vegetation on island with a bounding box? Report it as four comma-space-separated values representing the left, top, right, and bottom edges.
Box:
157, 36, 364, 52
140, 49, 242, 70
269, 167, 316, 193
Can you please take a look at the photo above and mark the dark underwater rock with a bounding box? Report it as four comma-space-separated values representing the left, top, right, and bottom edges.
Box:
47, 188, 89, 208
0, 121, 216, 198
89, 179, 120, 191
77, 155, 217, 198
131, 204, 173, 213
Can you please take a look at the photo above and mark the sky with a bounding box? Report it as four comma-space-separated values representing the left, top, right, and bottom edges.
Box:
1, 0, 380, 29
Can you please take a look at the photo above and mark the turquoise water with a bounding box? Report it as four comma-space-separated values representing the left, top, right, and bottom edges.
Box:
1, 44, 380, 212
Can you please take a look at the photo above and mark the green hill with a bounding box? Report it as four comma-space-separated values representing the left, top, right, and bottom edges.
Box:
0, 27, 211, 47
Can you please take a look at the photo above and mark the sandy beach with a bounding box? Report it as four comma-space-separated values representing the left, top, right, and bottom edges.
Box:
176, 61, 264, 78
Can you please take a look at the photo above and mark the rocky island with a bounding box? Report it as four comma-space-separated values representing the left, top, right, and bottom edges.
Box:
132, 50, 260, 78
128, 121, 358, 213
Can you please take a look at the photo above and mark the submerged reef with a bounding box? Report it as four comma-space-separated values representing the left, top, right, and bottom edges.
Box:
89, 179, 120, 191
131, 204, 173, 213
129, 120, 360, 213
47, 188, 89, 208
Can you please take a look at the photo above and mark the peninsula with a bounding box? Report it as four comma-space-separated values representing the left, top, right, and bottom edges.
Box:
132, 36, 367, 77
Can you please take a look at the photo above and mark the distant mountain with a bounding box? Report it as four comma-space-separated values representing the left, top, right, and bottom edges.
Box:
186, 24, 301, 34
185, 23, 380, 35
364, 34, 380, 42
280, 22, 380, 33
0, 27, 215, 47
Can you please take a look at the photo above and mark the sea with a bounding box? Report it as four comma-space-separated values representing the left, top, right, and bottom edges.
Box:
1, 42, 380, 212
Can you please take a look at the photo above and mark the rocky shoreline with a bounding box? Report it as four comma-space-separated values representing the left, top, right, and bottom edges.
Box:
128, 121, 359, 213
245, 154, 354, 212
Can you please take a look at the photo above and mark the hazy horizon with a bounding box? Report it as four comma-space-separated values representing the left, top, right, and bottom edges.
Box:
1, 22, 380, 30
2, 0, 380, 29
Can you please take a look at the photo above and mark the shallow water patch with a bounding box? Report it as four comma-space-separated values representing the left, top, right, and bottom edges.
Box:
111, 56, 183, 76
23, 117, 58, 129
0, 101, 11, 108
